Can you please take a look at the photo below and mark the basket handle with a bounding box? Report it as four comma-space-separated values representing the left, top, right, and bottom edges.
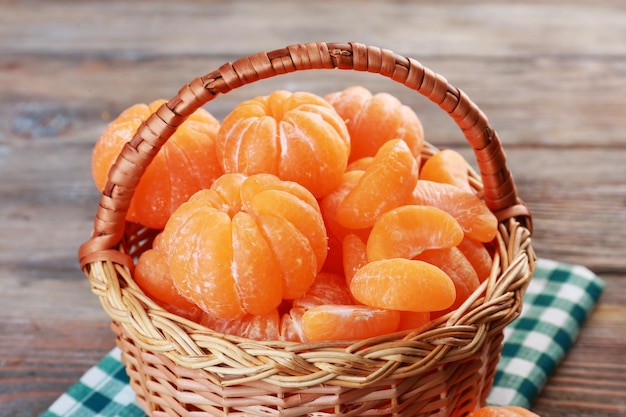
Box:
79, 41, 531, 269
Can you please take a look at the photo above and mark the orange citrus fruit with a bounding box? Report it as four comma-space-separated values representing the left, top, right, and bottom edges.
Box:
199, 309, 281, 341
397, 311, 431, 332
420, 149, 472, 191
301, 305, 401, 342
161, 173, 326, 319
292, 272, 355, 310
342, 233, 368, 287
217, 90, 350, 198
410, 180, 498, 242
346, 156, 374, 172
350, 258, 456, 312
458, 236, 494, 283
320, 233, 345, 275
325, 85, 424, 163
319, 170, 371, 242
280, 307, 306, 343
366, 205, 464, 262
92, 99, 222, 229
134, 247, 203, 322
414, 247, 480, 316
335, 139, 419, 229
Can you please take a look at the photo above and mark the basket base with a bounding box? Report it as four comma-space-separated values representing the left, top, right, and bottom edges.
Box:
112, 321, 501, 417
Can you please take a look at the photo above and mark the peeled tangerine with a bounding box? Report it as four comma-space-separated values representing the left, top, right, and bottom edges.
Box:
217, 90, 350, 198
160, 173, 328, 319
91, 99, 222, 229
325, 85, 424, 163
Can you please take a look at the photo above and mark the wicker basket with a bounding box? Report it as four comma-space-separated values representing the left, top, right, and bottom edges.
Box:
78, 42, 536, 417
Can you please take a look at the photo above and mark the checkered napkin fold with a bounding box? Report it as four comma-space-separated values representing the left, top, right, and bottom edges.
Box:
42, 258, 605, 417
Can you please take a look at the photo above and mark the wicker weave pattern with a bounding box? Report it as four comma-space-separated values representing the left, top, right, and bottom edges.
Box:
79, 42, 536, 416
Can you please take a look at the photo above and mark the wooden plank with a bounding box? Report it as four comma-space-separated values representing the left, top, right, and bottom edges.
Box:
0, 318, 115, 415
2, 54, 626, 148
2, 0, 625, 57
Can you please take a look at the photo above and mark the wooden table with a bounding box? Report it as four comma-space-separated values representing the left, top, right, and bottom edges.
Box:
1, 1, 625, 416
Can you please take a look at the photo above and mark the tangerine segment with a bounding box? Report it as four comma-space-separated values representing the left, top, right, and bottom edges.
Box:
342, 233, 368, 287
280, 307, 306, 343
336, 139, 419, 230
346, 157, 374, 172
134, 248, 202, 322
320, 170, 371, 242
366, 205, 464, 262
458, 236, 494, 283
255, 214, 317, 300
210, 173, 247, 216
301, 305, 401, 342
350, 258, 456, 312
217, 90, 350, 198
397, 311, 431, 332
248, 189, 328, 270
325, 85, 424, 163
231, 212, 283, 315
420, 149, 472, 191
410, 180, 498, 242
92, 99, 222, 229
292, 272, 355, 310
320, 233, 344, 275
200, 310, 281, 341
240, 172, 320, 215
414, 247, 480, 316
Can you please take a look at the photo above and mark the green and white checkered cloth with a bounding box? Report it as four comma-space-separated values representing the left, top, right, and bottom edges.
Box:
41, 258, 605, 417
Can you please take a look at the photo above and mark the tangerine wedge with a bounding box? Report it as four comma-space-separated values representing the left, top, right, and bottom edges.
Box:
325, 85, 424, 163
342, 233, 368, 287
346, 156, 374, 172
280, 307, 306, 343
350, 258, 456, 312
301, 305, 401, 342
366, 205, 464, 262
320, 170, 371, 242
420, 149, 473, 191
134, 247, 202, 322
217, 90, 350, 198
410, 180, 498, 242
398, 311, 431, 332
292, 272, 355, 310
200, 309, 281, 341
415, 247, 480, 316
335, 139, 419, 230
458, 236, 494, 283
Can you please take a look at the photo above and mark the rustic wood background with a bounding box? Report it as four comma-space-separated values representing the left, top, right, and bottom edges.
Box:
1, 1, 625, 416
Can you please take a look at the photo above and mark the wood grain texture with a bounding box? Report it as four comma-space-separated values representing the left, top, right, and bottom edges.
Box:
1, 0, 624, 416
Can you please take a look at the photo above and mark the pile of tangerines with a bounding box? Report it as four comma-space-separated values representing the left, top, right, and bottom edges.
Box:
92, 86, 499, 344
